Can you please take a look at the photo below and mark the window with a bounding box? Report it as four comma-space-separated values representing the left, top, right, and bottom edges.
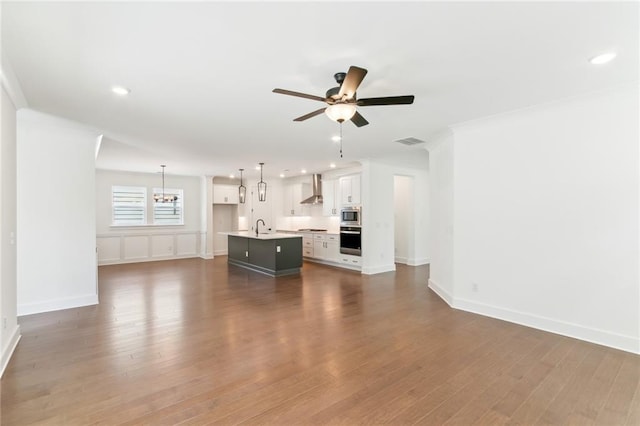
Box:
152, 188, 184, 225
112, 186, 146, 225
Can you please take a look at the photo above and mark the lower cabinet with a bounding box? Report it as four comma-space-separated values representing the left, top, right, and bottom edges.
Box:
302, 233, 314, 257
313, 234, 339, 262
338, 253, 361, 268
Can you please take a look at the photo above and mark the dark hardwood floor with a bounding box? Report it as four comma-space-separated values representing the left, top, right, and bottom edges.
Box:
2, 257, 639, 425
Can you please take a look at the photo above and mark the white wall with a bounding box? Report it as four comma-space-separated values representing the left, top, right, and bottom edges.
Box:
429, 86, 639, 354
95, 169, 203, 264
0, 83, 21, 376
17, 110, 100, 316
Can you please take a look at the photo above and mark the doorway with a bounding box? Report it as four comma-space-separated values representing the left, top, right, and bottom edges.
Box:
393, 175, 414, 264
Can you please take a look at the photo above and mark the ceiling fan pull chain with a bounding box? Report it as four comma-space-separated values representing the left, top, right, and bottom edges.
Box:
340, 122, 343, 158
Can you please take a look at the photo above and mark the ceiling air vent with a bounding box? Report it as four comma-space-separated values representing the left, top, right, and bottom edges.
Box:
394, 137, 425, 146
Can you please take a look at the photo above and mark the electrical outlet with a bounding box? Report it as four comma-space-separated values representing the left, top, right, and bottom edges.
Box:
472, 282, 479, 292
276, 246, 281, 253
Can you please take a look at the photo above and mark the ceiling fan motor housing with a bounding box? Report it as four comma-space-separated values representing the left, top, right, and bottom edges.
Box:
326, 86, 342, 101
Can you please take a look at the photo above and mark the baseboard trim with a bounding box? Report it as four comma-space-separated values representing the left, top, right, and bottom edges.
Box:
213, 249, 228, 256
453, 297, 640, 355
98, 254, 200, 266
1, 325, 21, 378
361, 263, 396, 275
395, 256, 408, 264
428, 278, 454, 307
199, 253, 214, 260
407, 257, 429, 266
18, 294, 99, 316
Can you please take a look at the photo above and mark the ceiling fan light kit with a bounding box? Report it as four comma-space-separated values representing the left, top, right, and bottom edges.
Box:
273, 65, 415, 127
325, 103, 356, 122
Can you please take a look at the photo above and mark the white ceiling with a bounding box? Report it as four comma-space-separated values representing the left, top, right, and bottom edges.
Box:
2, 1, 638, 179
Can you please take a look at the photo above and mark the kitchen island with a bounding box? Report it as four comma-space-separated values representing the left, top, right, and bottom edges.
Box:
225, 232, 303, 276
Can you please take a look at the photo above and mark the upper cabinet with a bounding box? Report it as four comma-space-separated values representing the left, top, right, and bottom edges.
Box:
213, 184, 239, 204
322, 178, 340, 217
339, 174, 361, 206
283, 182, 310, 216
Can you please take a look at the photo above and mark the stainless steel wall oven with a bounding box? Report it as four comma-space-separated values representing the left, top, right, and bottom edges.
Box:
340, 226, 361, 256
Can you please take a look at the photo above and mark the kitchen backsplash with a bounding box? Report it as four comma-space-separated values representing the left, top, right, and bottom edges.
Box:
276, 215, 341, 233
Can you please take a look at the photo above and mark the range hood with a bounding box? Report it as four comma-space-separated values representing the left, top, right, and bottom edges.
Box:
300, 174, 323, 204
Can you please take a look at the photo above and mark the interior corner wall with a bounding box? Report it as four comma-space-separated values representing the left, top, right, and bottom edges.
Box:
1, 85, 20, 376
449, 86, 639, 354
17, 110, 99, 316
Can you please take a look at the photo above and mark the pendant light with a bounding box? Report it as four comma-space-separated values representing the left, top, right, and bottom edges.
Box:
238, 168, 246, 204
257, 162, 267, 202
153, 165, 178, 203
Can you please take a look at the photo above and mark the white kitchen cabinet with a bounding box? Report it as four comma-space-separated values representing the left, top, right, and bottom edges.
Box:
213, 184, 239, 204
322, 179, 340, 217
302, 232, 314, 257
339, 174, 361, 206
338, 253, 361, 268
283, 182, 310, 216
312, 234, 339, 262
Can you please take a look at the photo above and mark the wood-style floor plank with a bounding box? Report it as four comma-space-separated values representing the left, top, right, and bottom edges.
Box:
1, 257, 638, 425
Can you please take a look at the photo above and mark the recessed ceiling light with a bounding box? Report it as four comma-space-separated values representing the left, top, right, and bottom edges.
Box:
331, 135, 341, 142
280, 173, 285, 178
229, 174, 235, 179
111, 86, 130, 96
329, 163, 336, 168
589, 52, 616, 65
255, 165, 261, 170
301, 169, 307, 174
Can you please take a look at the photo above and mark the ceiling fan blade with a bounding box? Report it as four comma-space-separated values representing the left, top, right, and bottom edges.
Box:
357, 95, 415, 106
350, 111, 369, 127
338, 66, 368, 100
293, 108, 327, 122
273, 88, 326, 102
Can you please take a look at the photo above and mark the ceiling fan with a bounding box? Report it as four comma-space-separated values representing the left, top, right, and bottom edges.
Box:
273, 66, 415, 127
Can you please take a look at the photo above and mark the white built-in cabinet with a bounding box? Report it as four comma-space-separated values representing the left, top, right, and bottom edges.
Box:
312, 234, 339, 262
339, 174, 361, 206
283, 182, 310, 216
213, 184, 239, 204
322, 178, 340, 216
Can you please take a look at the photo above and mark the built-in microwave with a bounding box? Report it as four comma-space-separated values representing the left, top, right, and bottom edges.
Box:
340, 207, 361, 227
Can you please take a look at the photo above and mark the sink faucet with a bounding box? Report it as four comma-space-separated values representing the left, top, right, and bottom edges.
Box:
255, 219, 265, 236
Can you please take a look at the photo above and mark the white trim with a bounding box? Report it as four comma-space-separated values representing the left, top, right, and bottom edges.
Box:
427, 285, 640, 355
98, 254, 199, 266
18, 294, 98, 316
200, 253, 214, 260
1, 325, 21, 378
452, 298, 640, 355
428, 278, 454, 307
395, 256, 408, 264
213, 249, 228, 256
361, 263, 396, 275
407, 257, 429, 266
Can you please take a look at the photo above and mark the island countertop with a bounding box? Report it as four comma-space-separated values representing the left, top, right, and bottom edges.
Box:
222, 231, 303, 240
